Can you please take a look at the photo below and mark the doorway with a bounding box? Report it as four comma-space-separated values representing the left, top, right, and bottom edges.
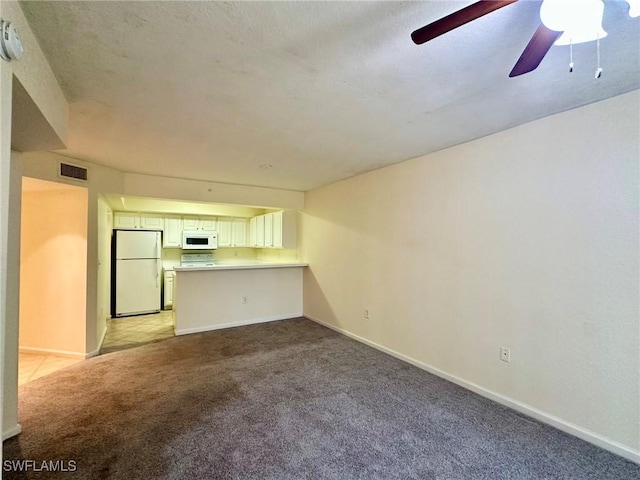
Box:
19, 177, 88, 384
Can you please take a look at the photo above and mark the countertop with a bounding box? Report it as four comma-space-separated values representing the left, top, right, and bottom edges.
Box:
174, 261, 308, 272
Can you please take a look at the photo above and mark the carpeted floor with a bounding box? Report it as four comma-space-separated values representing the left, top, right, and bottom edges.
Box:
3, 318, 639, 479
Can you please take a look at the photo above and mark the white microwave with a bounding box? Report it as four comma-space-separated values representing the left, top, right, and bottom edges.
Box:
182, 231, 218, 250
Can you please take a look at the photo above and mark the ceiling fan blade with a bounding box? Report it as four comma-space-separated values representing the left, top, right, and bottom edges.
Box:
509, 24, 562, 77
411, 0, 518, 45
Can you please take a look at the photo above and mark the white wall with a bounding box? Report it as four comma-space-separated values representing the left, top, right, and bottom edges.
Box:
301, 91, 640, 461
0, 2, 10, 448
96, 195, 112, 349
20, 181, 88, 356
2, 151, 22, 441
2, 1, 67, 143
21, 152, 124, 357
0, 1, 70, 441
174, 267, 303, 335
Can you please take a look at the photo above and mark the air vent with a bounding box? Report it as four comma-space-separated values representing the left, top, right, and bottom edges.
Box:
58, 162, 88, 182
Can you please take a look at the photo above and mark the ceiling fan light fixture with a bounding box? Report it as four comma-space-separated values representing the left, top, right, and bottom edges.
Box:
626, 0, 640, 17
540, 0, 607, 45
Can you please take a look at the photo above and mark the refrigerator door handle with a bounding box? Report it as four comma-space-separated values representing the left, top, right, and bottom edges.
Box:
156, 232, 160, 288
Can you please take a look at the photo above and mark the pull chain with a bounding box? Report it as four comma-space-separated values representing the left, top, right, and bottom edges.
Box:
595, 35, 603, 78
569, 40, 574, 72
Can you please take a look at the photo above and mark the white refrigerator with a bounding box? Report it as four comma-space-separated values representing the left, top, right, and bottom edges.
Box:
115, 230, 162, 317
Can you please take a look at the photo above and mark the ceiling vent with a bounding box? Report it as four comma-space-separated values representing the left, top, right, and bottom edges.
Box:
58, 161, 88, 183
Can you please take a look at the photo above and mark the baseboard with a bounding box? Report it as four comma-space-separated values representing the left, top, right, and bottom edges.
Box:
18, 346, 85, 360
2, 423, 22, 440
175, 312, 302, 336
85, 323, 109, 358
304, 314, 640, 465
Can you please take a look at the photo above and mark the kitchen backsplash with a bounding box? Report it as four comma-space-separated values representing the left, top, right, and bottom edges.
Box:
161, 247, 260, 269
256, 248, 299, 263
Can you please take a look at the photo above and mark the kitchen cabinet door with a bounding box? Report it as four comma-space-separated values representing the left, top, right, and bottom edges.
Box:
272, 211, 283, 248
183, 215, 217, 231
233, 218, 248, 247
163, 216, 182, 248
164, 270, 175, 309
249, 217, 257, 247
140, 214, 164, 230
255, 215, 265, 247
264, 213, 274, 248
199, 217, 217, 231
182, 216, 199, 231
217, 218, 233, 247
114, 212, 140, 229
263, 211, 297, 249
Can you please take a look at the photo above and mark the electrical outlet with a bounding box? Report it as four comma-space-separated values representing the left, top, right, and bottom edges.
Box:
242, 296, 248, 304
364, 309, 370, 319
500, 347, 511, 363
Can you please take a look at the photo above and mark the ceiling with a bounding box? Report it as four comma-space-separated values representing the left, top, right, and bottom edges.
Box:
102, 194, 265, 218
21, 1, 640, 192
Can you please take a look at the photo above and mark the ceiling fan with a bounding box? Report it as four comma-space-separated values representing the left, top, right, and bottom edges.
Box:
411, 0, 639, 77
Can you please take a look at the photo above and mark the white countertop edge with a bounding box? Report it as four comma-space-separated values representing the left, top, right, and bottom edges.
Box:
174, 262, 308, 272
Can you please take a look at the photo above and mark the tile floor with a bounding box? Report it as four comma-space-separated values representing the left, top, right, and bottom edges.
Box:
19, 353, 83, 386
100, 310, 175, 355
18, 311, 175, 386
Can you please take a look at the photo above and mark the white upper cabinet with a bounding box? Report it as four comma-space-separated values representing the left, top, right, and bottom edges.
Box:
272, 211, 283, 248
249, 217, 257, 247
217, 218, 232, 247
264, 213, 274, 247
113, 211, 271, 250
183, 216, 216, 231
114, 212, 139, 229
163, 216, 183, 248
217, 217, 248, 247
114, 212, 164, 231
182, 216, 199, 231
140, 214, 164, 230
250, 211, 296, 249
232, 218, 248, 247
199, 217, 217, 231
249, 215, 265, 248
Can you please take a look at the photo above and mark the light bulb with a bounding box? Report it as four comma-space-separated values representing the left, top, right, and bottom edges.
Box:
540, 0, 607, 45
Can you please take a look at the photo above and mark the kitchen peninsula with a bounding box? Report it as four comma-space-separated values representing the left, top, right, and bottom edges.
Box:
173, 261, 307, 335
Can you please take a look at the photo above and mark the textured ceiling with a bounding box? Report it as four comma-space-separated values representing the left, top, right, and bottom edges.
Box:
21, 1, 640, 192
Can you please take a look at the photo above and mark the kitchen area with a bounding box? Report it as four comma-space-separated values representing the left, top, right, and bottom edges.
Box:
106, 198, 307, 350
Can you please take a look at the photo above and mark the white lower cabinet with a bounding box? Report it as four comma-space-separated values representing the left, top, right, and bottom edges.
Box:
164, 270, 175, 309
